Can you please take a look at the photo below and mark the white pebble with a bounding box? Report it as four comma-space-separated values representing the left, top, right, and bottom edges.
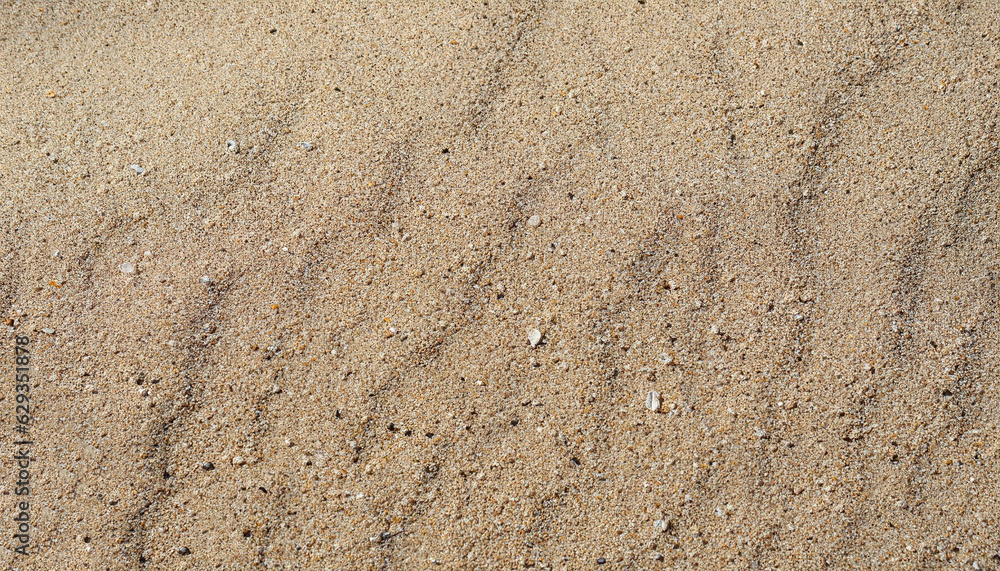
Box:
657, 353, 673, 365
199, 276, 211, 285
129, 164, 146, 175
709, 324, 719, 335
646, 390, 661, 412
119, 262, 135, 274
528, 329, 542, 347
232, 456, 246, 466
41, 328, 55, 334
226, 140, 239, 153
527, 215, 541, 227
653, 519, 670, 533
298, 142, 314, 151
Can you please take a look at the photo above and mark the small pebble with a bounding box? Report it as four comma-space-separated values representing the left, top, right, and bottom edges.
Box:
298, 142, 314, 151
119, 262, 135, 274
41, 328, 55, 334
597, 558, 606, 565
653, 518, 670, 532
527, 215, 541, 227
199, 276, 211, 285
645, 390, 661, 412
369, 531, 392, 543
129, 164, 146, 175
226, 140, 239, 153
709, 324, 720, 335
232, 456, 246, 466
528, 329, 542, 347
657, 353, 674, 365
176, 546, 191, 556
201, 461, 214, 471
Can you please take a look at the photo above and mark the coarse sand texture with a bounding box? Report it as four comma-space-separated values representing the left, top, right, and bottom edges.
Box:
1, 1, 999, 569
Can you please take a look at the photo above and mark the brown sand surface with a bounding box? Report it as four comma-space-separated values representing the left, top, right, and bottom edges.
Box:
2, 1, 999, 569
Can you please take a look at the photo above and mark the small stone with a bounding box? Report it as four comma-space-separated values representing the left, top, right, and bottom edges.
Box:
298, 142, 314, 151
709, 324, 720, 335
201, 461, 214, 471
654, 518, 670, 532
645, 390, 661, 412
119, 262, 135, 274
199, 276, 211, 285
143, 250, 152, 258
176, 546, 191, 556
226, 140, 239, 153
129, 164, 146, 175
41, 328, 55, 334
527, 215, 541, 227
657, 353, 674, 365
232, 456, 246, 466
753, 427, 768, 439
597, 558, 606, 565
528, 329, 542, 347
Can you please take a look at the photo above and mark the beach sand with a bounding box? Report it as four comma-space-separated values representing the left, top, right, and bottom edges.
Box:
1, 1, 999, 569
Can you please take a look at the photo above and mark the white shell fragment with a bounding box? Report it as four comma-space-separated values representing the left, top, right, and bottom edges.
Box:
657, 353, 674, 365
298, 142, 314, 151
646, 390, 661, 412
119, 262, 135, 274
226, 140, 239, 153
129, 164, 146, 175
527, 215, 541, 227
528, 329, 542, 347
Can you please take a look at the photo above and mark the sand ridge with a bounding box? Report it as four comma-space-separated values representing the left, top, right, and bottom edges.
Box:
1, 1, 999, 569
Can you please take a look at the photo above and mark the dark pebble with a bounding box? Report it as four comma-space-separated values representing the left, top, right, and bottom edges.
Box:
597, 558, 606, 564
